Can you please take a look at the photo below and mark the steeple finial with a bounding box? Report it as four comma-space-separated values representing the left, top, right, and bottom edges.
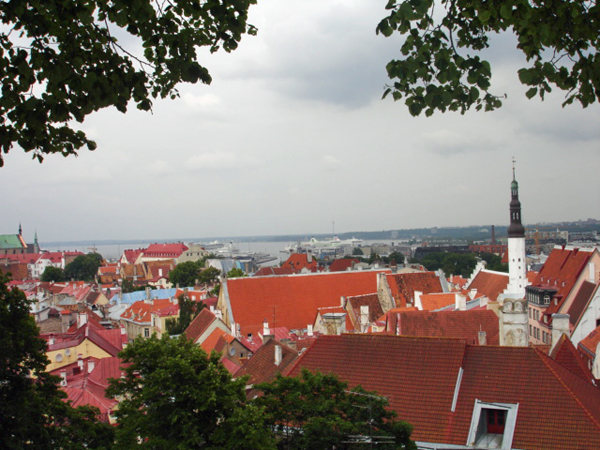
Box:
18, 222, 22, 236
512, 157, 516, 181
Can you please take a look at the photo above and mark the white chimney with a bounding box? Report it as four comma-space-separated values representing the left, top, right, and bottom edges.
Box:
307, 324, 313, 337
88, 360, 95, 373
551, 314, 571, 352
77, 355, 84, 370
60, 370, 67, 386
120, 326, 126, 335
215, 309, 223, 320
49, 334, 55, 346
274, 345, 282, 366
263, 320, 270, 337
478, 330, 487, 346
231, 322, 236, 336
247, 333, 253, 343
455, 293, 467, 311
340, 296, 346, 307
360, 305, 369, 333
78, 312, 88, 328
159, 268, 163, 277
414, 291, 423, 310
590, 263, 596, 283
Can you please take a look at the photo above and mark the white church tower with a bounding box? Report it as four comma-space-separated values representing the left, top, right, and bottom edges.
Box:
505, 161, 527, 298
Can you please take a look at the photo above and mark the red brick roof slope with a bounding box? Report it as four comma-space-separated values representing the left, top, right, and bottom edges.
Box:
183, 308, 218, 342
532, 247, 593, 301
385, 272, 444, 308
226, 270, 389, 336
285, 334, 467, 443
550, 334, 596, 384
200, 327, 229, 353
329, 258, 359, 272
143, 243, 188, 258
452, 346, 600, 450
388, 310, 499, 345
121, 298, 173, 324
285, 334, 600, 449
565, 281, 598, 327
419, 292, 457, 311
235, 339, 299, 386
253, 266, 294, 277
467, 269, 508, 301
579, 325, 600, 358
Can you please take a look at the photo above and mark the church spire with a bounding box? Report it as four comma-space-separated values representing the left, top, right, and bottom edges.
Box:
508, 158, 525, 238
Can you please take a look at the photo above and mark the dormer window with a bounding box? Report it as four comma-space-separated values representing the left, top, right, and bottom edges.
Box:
467, 400, 519, 449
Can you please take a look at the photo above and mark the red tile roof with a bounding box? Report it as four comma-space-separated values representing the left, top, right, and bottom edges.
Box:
183, 308, 218, 342
121, 298, 174, 324
143, 243, 189, 259
467, 269, 509, 301
235, 339, 299, 386
346, 293, 383, 329
550, 334, 596, 384
532, 247, 593, 301
200, 327, 230, 353
565, 281, 598, 327
385, 310, 499, 345
385, 272, 444, 307
281, 253, 318, 273
122, 248, 144, 264
578, 325, 600, 358
329, 258, 359, 272
285, 334, 600, 449
225, 270, 389, 336
419, 292, 457, 310
253, 266, 295, 277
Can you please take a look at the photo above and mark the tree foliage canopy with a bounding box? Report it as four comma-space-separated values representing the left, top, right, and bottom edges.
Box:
165, 294, 204, 335
41, 265, 65, 282
377, 0, 600, 116
64, 252, 102, 281
0, 0, 257, 166
0, 274, 114, 449
255, 369, 416, 450
421, 251, 477, 277
106, 333, 275, 450
169, 260, 202, 287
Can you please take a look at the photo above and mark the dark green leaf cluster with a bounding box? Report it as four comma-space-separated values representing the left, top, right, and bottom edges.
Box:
377, 0, 600, 115
226, 267, 246, 278
479, 252, 508, 272
165, 294, 204, 335
0, 274, 114, 449
0, 0, 257, 166
421, 251, 477, 277
41, 265, 66, 282
64, 252, 103, 281
169, 260, 203, 287
106, 334, 275, 450
255, 369, 416, 450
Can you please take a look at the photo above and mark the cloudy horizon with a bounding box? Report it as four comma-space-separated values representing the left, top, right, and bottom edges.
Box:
1, 0, 599, 243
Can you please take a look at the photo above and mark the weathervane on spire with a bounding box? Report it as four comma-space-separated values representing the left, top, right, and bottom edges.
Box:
512, 157, 516, 180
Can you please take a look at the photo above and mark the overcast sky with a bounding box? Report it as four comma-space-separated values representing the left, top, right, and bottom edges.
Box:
1, 0, 599, 243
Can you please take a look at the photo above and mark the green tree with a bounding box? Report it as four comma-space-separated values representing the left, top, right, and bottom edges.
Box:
421, 251, 476, 277
199, 266, 221, 285
165, 294, 205, 335
226, 267, 246, 278
106, 334, 275, 450
352, 247, 364, 256
255, 369, 416, 450
0, 274, 114, 449
377, 0, 600, 116
121, 279, 154, 294
384, 251, 405, 265
169, 260, 202, 287
40, 265, 65, 282
480, 252, 509, 273
0, 0, 257, 166
64, 252, 103, 281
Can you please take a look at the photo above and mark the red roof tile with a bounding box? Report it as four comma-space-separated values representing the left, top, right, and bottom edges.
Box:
385, 272, 444, 308
281, 253, 318, 273
467, 269, 509, 301
329, 258, 359, 272
419, 292, 457, 310
385, 310, 499, 345
550, 334, 596, 384
226, 270, 389, 337
183, 308, 218, 342
143, 243, 189, 259
121, 298, 174, 324
235, 339, 299, 386
532, 247, 593, 301
285, 334, 600, 449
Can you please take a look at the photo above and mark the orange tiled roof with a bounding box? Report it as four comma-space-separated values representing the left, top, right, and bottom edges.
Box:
467, 269, 508, 301
419, 292, 457, 311
200, 327, 230, 353
346, 293, 383, 325
550, 334, 596, 383
226, 271, 389, 336
285, 334, 600, 450
578, 325, 600, 358
281, 253, 318, 273
143, 243, 189, 258
121, 298, 173, 324
253, 266, 295, 277
385, 272, 444, 307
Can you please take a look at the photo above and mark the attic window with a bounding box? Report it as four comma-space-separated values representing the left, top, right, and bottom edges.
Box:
467, 400, 518, 450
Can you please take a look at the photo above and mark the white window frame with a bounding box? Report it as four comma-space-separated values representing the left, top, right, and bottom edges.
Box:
466, 399, 519, 450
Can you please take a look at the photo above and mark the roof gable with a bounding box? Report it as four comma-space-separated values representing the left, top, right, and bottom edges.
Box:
385, 272, 444, 307
467, 269, 509, 301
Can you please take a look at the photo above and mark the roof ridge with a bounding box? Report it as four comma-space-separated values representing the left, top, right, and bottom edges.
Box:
536, 349, 600, 431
